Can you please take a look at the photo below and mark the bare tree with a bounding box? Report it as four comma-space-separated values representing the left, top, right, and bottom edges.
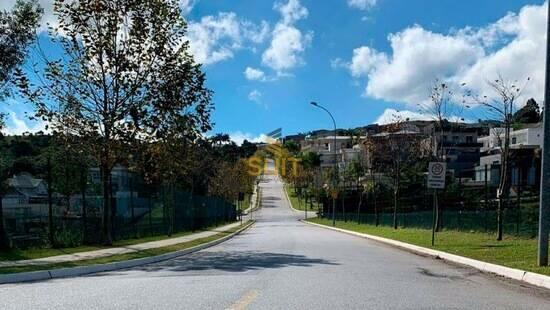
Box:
469, 75, 528, 241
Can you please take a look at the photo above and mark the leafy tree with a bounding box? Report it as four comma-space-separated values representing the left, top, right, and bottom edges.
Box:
0, 0, 41, 248
0, 0, 42, 99
513, 98, 541, 124
283, 140, 300, 155
19, 0, 212, 245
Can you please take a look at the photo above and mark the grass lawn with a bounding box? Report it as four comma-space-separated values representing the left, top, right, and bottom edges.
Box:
0, 222, 250, 274
308, 217, 550, 276
284, 184, 321, 212
0, 222, 234, 262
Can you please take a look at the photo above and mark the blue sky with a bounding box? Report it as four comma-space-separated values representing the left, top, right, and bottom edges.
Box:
1, 0, 547, 143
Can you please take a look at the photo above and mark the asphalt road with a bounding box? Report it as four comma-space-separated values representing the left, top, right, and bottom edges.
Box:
1, 175, 550, 309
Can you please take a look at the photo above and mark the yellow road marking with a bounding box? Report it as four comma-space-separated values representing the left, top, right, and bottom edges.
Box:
226, 289, 259, 310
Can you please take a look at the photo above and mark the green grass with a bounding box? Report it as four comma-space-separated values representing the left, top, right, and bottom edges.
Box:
308, 217, 550, 276
0, 222, 233, 262
284, 184, 321, 212
0, 222, 250, 274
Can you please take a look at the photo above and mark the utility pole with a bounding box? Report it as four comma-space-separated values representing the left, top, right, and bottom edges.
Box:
310, 101, 338, 226
538, 2, 550, 266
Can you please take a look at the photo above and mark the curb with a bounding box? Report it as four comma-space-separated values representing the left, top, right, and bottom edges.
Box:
0, 221, 255, 285
302, 220, 550, 291
282, 183, 301, 213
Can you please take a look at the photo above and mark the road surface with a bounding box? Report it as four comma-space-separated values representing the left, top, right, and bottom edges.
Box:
1, 175, 549, 309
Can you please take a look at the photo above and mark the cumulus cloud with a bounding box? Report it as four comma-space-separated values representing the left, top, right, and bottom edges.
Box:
262, 0, 312, 74
374, 109, 432, 125
3, 112, 46, 135
248, 89, 263, 103
244, 67, 266, 81
337, 2, 547, 107
180, 0, 197, 15
347, 0, 377, 11
186, 12, 269, 65
229, 131, 268, 145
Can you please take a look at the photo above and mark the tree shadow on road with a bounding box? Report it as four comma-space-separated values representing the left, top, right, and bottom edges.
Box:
132, 251, 339, 273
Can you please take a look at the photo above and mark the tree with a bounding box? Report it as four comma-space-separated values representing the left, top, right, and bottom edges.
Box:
0, 0, 42, 248
513, 98, 541, 124
366, 116, 427, 229
0, 0, 42, 99
469, 76, 528, 241
19, 0, 212, 245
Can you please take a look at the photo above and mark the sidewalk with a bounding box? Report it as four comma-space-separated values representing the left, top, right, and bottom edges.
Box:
0, 222, 241, 268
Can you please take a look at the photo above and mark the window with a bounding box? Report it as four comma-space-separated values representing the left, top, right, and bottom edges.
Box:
466, 136, 473, 143
512, 137, 517, 144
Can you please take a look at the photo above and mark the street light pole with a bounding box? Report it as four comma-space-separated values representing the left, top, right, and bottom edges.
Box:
537, 2, 550, 267
311, 101, 338, 227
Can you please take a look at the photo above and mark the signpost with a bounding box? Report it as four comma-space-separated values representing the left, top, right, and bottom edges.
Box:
428, 162, 446, 246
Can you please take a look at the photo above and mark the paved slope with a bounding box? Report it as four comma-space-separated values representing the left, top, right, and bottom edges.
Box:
0, 175, 549, 309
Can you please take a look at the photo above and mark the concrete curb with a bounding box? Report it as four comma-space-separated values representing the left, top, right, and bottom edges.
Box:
282, 183, 301, 213
0, 221, 255, 285
302, 220, 550, 291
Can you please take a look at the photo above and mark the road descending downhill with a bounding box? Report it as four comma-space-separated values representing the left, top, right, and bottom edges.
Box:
1, 175, 549, 309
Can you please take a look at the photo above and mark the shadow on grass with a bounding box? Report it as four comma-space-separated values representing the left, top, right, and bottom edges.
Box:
132, 250, 338, 273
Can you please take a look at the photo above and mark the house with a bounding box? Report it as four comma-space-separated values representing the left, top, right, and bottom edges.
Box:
301, 135, 365, 169
2, 173, 50, 218
474, 124, 543, 187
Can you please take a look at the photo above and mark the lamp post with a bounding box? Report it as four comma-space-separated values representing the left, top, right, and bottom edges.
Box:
310, 101, 338, 226
537, 1, 550, 266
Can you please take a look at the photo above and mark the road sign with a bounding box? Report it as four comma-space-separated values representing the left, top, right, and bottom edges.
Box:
427, 162, 446, 189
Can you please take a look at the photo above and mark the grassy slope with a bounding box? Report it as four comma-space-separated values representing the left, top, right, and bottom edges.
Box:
284, 184, 321, 212
308, 218, 550, 276
0, 223, 248, 274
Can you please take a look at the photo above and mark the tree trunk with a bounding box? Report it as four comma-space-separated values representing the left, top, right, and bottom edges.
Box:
357, 190, 363, 224
101, 164, 112, 245
80, 168, 87, 243
47, 156, 54, 246
393, 189, 398, 229
0, 192, 7, 249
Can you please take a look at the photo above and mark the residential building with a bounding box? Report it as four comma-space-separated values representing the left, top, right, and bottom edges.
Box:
474, 123, 543, 187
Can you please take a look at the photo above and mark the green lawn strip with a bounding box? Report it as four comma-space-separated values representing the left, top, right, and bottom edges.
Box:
0, 222, 235, 262
308, 218, 550, 276
284, 184, 321, 212
0, 223, 248, 274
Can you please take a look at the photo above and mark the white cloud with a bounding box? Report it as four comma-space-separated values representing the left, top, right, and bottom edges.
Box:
180, 0, 197, 15
229, 131, 268, 145
374, 109, 432, 125
338, 2, 547, 107
348, 46, 388, 78
3, 112, 46, 135
348, 0, 377, 11
262, 0, 312, 74
186, 12, 269, 65
248, 89, 262, 103
244, 67, 266, 81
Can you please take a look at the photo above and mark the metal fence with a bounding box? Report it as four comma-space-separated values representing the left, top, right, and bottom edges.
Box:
317, 163, 541, 238
2, 180, 238, 248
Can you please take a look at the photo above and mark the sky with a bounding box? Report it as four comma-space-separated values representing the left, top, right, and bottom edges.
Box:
0, 0, 548, 144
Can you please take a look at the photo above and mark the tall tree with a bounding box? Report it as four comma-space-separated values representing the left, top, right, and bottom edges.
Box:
0, 0, 42, 100
0, 0, 41, 249
19, 0, 212, 245
469, 76, 528, 241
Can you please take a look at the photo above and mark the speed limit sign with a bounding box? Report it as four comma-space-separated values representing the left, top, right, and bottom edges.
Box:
427, 162, 446, 189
